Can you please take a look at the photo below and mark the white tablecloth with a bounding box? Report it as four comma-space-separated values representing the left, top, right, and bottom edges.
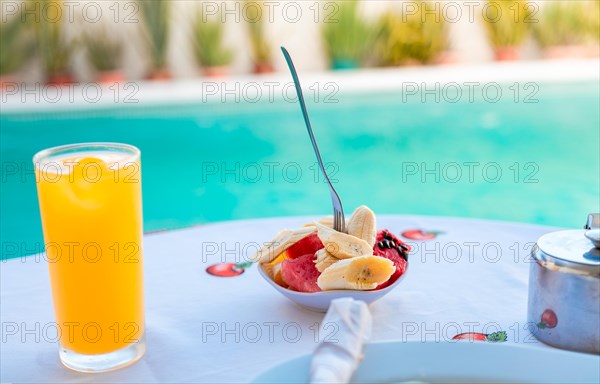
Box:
1, 215, 563, 383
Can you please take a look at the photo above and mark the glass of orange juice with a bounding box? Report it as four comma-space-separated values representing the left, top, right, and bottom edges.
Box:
33, 143, 145, 372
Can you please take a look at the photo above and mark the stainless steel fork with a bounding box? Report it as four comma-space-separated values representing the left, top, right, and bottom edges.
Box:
281, 47, 346, 233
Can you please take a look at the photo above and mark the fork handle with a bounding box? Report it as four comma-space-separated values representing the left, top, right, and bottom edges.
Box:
280, 47, 329, 181
280, 47, 345, 232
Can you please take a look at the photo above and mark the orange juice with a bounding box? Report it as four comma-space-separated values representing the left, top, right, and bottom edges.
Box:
34, 144, 144, 363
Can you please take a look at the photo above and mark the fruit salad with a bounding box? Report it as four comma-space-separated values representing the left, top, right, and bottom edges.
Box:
251, 206, 410, 293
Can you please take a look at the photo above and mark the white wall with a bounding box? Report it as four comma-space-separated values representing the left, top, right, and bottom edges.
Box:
1, 0, 552, 82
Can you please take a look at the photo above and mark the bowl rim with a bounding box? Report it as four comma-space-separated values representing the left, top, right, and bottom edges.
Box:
257, 260, 408, 296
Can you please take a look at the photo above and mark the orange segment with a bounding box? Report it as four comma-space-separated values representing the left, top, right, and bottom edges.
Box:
269, 252, 289, 264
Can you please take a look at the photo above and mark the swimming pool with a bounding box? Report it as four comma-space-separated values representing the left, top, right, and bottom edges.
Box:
1, 67, 599, 259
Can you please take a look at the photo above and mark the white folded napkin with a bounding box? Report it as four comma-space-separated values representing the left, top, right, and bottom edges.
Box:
310, 298, 373, 384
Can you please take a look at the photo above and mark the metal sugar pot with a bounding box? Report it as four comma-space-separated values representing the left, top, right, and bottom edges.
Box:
528, 213, 600, 354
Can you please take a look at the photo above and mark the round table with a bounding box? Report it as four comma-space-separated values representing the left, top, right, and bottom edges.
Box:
0, 215, 564, 382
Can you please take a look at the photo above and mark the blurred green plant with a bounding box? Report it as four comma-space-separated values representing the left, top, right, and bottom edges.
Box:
533, 2, 589, 48
482, 0, 531, 49
0, 12, 35, 76
139, 0, 170, 72
35, 5, 74, 78
246, 0, 272, 66
192, 11, 233, 68
376, 1, 447, 66
322, 0, 373, 69
39, 23, 72, 77
81, 26, 123, 72
582, 1, 600, 45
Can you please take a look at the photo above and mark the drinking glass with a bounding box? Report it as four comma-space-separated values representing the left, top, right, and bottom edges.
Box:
33, 143, 145, 372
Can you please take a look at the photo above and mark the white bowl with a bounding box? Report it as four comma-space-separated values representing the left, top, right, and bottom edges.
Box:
257, 263, 408, 312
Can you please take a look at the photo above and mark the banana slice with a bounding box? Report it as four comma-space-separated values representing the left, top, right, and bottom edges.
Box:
315, 223, 372, 259
317, 255, 395, 291
303, 215, 335, 228
250, 227, 315, 264
314, 249, 339, 272
346, 205, 377, 247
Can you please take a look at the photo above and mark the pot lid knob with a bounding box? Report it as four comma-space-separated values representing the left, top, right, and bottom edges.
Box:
584, 213, 600, 249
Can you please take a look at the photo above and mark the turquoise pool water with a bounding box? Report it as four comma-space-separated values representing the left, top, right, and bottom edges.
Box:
1, 81, 599, 259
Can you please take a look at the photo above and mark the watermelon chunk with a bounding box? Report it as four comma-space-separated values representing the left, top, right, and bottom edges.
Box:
281, 253, 321, 293
285, 232, 324, 259
374, 230, 409, 289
